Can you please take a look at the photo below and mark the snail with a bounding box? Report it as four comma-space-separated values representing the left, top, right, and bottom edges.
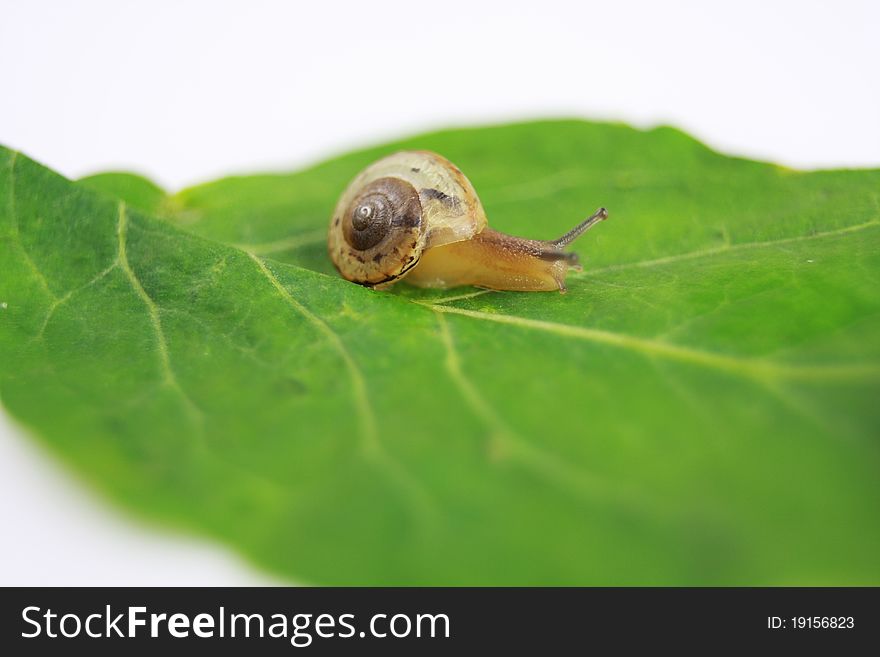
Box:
328, 151, 607, 292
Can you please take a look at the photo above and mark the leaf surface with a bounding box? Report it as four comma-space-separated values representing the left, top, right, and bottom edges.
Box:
2, 121, 879, 584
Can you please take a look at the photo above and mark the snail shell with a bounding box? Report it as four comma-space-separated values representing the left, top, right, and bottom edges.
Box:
328, 151, 487, 287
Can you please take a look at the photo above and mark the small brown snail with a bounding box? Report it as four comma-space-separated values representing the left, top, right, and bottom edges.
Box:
328, 151, 607, 292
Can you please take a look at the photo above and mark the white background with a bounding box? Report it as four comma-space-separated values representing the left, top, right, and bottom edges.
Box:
1, 0, 878, 585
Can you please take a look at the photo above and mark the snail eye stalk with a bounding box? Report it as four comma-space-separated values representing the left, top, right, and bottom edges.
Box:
551, 207, 608, 248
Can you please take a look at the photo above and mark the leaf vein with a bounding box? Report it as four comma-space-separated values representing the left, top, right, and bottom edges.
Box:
34, 261, 119, 340
426, 303, 880, 383
582, 219, 880, 276
247, 252, 378, 448
116, 201, 204, 430
435, 312, 650, 510
247, 252, 436, 520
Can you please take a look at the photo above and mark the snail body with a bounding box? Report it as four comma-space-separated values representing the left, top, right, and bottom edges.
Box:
328, 151, 607, 292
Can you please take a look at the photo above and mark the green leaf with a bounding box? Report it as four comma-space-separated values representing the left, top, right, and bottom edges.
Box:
2, 120, 879, 585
